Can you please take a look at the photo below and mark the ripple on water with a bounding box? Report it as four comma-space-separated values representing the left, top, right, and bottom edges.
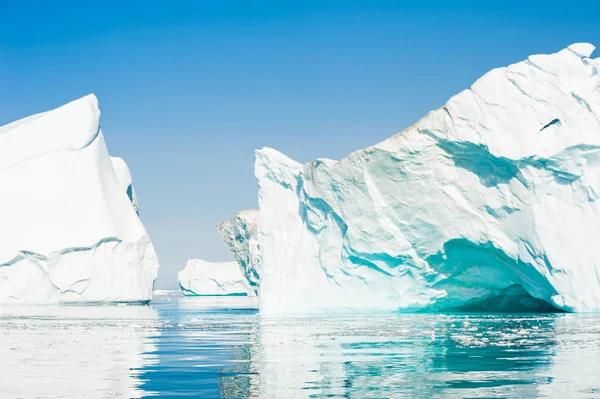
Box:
1, 294, 599, 398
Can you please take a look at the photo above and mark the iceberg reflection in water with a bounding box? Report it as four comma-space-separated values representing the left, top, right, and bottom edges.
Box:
0, 304, 159, 398
2, 291, 600, 398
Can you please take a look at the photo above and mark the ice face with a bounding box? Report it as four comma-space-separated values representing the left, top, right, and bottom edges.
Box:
217, 209, 260, 294
223, 43, 600, 314
0, 94, 159, 304
178, 259, 255, 296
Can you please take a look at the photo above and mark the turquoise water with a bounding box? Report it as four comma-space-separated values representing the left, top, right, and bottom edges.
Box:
1, 291, 599, 398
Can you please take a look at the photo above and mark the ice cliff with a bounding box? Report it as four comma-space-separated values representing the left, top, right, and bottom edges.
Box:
0, 94, 159, 304
217, 209, 260, 294
222, 43, 600, 314
178, 259, 255, 296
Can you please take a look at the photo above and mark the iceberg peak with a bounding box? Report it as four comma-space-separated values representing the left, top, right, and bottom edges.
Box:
0, 95, 158, 304
0, 94, 103, 172
567, 42, 595, 58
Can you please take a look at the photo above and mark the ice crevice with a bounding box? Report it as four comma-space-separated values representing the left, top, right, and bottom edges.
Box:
540, 118, 561, 131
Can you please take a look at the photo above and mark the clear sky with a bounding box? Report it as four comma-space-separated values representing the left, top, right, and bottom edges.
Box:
1, 0, 598, 288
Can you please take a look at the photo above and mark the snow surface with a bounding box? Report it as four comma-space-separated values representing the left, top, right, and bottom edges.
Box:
178, 259, 255, 296
0, 94, 159, 304
224, 43, 600, 314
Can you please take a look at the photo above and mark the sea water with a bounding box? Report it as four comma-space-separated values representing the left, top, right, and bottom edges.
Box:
1, 290, 599, 398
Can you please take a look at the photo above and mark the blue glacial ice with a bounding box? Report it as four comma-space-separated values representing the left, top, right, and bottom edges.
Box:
221, 43, 600, 314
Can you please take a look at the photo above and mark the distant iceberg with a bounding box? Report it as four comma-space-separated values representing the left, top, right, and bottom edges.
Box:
0, 95, 159, 304
217, 209, 260, 295
178, 259, 255, 296
221, 43, 600, 314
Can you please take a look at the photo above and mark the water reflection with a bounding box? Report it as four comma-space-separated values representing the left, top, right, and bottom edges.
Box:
253, 315, 561, 398
0, 305, 158, 398
139, 295, 600, 398
2, 293, 600, 398
536, 314, 600, 398
137, 294, 259, 398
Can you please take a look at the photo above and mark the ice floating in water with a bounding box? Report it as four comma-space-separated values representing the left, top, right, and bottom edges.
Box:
178, 259, 255, 296
222, 43, 600, 314
0, 95, 159, 304
217, 209, 260, 295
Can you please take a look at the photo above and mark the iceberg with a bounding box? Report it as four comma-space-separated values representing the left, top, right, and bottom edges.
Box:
217, 209, 260, 295
222, 43, 600, 314
0, 95, 159, 304
178, 259, 255, 296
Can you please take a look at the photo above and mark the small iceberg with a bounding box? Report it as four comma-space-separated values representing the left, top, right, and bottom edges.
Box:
178, 259, 255, 296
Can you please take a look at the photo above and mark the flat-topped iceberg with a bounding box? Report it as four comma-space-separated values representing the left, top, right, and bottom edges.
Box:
0, 95, 159, 304
222, 43, 600, 314
178, 259, 255, 296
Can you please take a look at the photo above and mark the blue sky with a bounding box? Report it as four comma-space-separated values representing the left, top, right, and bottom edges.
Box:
1, 0, 598, 287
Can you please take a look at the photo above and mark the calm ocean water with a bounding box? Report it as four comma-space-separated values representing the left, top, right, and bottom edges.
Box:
1, 290, 599, 398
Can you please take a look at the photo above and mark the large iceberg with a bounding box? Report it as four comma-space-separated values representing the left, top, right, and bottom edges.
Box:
222, 43, 600, 314
0, 95, 159, 304
178, 259, 255, 296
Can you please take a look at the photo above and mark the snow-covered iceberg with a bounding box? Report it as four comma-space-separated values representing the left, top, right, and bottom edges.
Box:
0, 94, 159, 304
178, 259, 255, 296
223, 43, 600, 314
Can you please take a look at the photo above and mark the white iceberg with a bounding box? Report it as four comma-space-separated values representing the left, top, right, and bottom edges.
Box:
223, 43, 600, 314
0, 94, 159, 304
178, 259, 255, 296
